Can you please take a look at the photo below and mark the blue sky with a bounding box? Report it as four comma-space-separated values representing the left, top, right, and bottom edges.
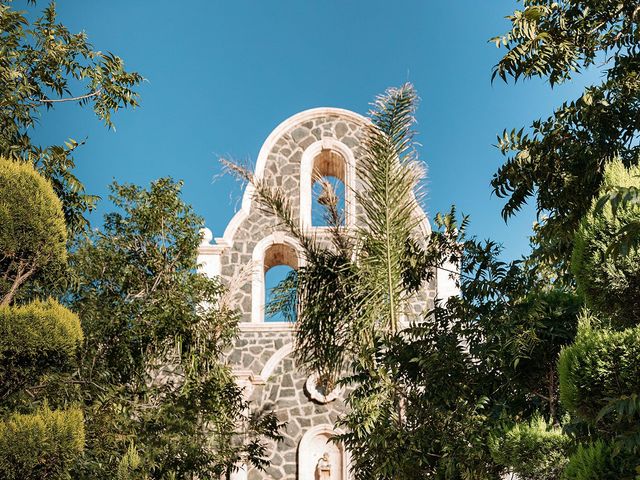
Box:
34, 0, 600, 259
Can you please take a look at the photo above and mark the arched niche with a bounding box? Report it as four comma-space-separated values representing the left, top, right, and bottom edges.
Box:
251, 233, 303, 323
300, 139, 356, 230
298, 425, 348, 480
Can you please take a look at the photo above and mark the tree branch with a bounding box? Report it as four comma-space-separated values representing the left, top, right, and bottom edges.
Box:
37, 89, 102, 104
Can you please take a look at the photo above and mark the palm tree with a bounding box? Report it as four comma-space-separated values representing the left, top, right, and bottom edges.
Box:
224, 83, 435, 478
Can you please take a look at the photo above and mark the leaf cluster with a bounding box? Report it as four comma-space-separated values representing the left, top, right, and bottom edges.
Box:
0, 157, 67, 305
489, 415, 572, 480
69, 178, 282, 479
491, 0, 640, 271
0, 0, 143, 234
0, 299, 82, 407
0, 404, 84, 480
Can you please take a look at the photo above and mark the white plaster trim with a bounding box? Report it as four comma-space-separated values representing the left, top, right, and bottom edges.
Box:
436, 259, 461, 303
299, 139, 357, 230
231, 369, 257, 399
218, 108, 370, 249
197, 227, 225, 278
228, 464, 248, 480
298, 424, 350, 480
259, 342, 294, 382
238, 322, 295, 333
251, 233, 304, 323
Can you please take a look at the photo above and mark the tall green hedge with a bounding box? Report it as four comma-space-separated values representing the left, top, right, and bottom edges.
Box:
489, 415, 571, 480
558, 320, 640, 422
0, 404, 84, 480
0, 299, 83, 397
0, 157, 67, 304
572, 160, 640, 328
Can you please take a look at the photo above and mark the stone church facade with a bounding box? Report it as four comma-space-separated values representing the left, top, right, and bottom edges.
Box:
197, 107, 456, 479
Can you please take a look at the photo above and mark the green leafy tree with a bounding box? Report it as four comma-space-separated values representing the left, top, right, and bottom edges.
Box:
0, 157, 67, 305
572, 160, 640, 328
69, 179, 281, 479
491, 0, 640, 272
230, 83, 586, 479
562, 439, 639, 480
0, 158, 85, 479
489, 415, 571, 480
554, 159, 640, 477
0, 0, 142, 234
559, 319, 640, 427
0, 299, 83, 409
0, 404, 84, 480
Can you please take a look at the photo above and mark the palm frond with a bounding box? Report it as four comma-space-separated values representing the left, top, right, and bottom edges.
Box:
356, 83, 426, 333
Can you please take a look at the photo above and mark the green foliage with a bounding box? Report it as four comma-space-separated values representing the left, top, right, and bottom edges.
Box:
70, 178, 281, 479
235, 84, 587, 478
0, 157, 67, 305
0, 404, 84, 480
562, 440, 640, 480
491, 0, 640, 271
558, 320, 640, 423
339, 321, 501, 479
0, 1, 142, 233
489, 415, 571, 480
594, 183, 640, 256
116, 442, 142, 480
572, 160, 640, 327
355, 84, 426, 335
0, 299, 82, 401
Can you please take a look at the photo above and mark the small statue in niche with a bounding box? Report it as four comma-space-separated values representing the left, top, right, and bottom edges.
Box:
315, 452, 331, 480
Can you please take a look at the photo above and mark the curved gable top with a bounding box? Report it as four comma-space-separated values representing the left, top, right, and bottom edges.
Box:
217, 107, 370, 248
254, 107, 369, 181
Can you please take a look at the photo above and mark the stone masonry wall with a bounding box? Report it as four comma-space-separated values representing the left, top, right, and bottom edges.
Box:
212, 110, 437, 479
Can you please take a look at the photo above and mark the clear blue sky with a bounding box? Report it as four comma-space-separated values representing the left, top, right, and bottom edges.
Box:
35, 0, 599, 259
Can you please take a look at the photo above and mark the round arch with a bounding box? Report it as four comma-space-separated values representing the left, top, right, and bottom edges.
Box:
217, 108, 370, 248
298, 424, 349, 480
251, 232, 304, 323
300, 138, 357, 229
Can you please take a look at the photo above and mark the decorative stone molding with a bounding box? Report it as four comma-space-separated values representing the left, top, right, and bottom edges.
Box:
305, 373, 344, 404
238, 322, 294, 333
259, 342, 294, 383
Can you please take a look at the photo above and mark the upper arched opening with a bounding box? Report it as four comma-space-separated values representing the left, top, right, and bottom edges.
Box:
311, 149, 347, 227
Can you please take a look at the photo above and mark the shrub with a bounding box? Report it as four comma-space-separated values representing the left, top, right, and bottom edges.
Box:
489, 415, 571, 480
0, 404, 84, 480
558, 319, 640, 422
571, 160, 640, 328
0, 157, 67, 305
562, 440, 639, 480
0, 299, 83, 396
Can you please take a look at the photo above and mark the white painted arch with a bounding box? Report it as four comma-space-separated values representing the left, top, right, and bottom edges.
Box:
251, 232, 305, 323
258, 342, 294, 382
216, 108, 370, 250
299, 138, 357, 230
298, 424, 349, 480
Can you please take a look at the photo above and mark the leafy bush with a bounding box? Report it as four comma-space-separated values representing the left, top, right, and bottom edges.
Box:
558, 319, 640, 422
489, 415, 571, 480
0, 157, 67, 305
0, 299, 83, 396
562, 440, 639, 480
0, 404, 84, 480
572, 160, 640, 328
